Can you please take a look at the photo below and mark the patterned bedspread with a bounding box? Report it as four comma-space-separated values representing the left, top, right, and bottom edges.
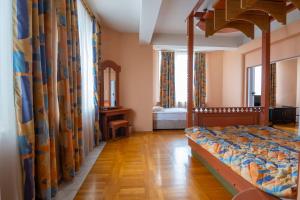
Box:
185, 125, 300, 198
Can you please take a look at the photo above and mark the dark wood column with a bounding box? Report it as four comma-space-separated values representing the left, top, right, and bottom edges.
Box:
260, 23, 270, 125
187, 14, 194, 127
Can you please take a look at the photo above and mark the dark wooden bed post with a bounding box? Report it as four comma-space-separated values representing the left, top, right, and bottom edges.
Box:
187, 13, 194, 127
260, 24, 271, 126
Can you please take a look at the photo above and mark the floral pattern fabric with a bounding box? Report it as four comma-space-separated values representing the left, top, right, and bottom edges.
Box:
56, 0, 83, 177
186, 125, 299, 198
13, 0, 87, 199
194, 52, 206, 108
92, 19, 102, 145
13, 0, 58, 199
160, 51, 175, 108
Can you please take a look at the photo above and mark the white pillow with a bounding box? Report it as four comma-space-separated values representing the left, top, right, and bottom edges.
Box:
153, 106, 164, 112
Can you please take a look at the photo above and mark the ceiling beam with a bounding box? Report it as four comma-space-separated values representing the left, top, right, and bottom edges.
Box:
152, 33, 243, 49
139, 0, 162, 44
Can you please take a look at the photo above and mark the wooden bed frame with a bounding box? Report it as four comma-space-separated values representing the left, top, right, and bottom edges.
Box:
188, 138, 278, 199
193, 107, 262, 127
185, 1, 300, 199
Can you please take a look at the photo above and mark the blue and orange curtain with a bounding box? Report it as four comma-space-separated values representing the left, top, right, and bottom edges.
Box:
13, 0, 58, 199
56, 0, 83, 178
270, 63, 276, 107
194, 52, 206, 108
160, 51, 175, 108
92, 19, 102, 145
13, 0, 101, 199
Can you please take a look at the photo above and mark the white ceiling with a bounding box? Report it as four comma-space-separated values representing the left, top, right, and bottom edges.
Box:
87, 0, 141, 33
87, 0, 199, 35
87, 0, 300, 48
87, 0, 240, 48
154, 0, 198, 34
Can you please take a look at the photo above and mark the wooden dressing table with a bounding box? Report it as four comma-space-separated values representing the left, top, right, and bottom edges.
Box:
100, 60, 132, 140
100, 107, 131, 140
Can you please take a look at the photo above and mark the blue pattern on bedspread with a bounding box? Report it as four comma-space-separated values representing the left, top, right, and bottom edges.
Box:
185, 125, 300, 198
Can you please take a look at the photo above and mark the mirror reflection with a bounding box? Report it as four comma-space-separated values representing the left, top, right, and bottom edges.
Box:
104, 67, 117, 107
247, 58, 300, 125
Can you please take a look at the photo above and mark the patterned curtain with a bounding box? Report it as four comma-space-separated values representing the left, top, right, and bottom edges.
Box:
13, 0, 58, 199
92, 19, 102, 145
56, 0, 83, 178
160, 51, 175, 108
270, 63, 276, 107
13, 0, 100, 199
194, 52, 206, 108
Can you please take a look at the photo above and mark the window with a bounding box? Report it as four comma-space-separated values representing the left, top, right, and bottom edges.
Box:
158, 51, 189, 107
175, 52, 188, 106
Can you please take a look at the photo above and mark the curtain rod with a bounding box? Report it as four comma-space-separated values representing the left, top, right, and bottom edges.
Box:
80, 0, 102, 27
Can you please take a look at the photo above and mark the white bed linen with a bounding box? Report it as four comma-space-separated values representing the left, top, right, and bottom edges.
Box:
153, 108, 187, 121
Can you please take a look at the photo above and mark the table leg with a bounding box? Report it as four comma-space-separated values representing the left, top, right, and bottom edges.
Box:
104, 117, 109, 140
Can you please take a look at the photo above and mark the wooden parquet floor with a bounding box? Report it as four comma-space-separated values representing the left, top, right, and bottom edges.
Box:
75, 131, 232, 200
273, 123, 300, 135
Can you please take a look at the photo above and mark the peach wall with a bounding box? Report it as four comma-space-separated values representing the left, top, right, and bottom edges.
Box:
222, 20, 300, 106
153, 51, 160, 105
276, 59, 297, 107
222, 50, 244, 106
297, 58, 300, 108
101, 26, 153, 131
101, 26, 121, 63
206, 51, 224, 106
119, 34, 153, 131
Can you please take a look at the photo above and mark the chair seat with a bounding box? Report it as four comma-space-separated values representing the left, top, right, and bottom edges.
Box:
110, 120, 129, 128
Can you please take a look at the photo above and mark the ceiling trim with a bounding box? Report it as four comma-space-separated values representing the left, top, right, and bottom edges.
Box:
152, 33, 244, 48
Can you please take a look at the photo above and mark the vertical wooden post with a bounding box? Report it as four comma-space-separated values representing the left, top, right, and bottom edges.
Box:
260, 23, 270, 125
187, 13, 194, 127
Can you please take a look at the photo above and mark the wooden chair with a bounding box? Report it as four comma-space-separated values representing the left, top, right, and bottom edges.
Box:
109, 119, 130, 140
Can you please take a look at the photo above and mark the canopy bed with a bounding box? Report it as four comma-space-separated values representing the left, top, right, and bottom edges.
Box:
185, 0, 300, 199
99, 60, 131, 140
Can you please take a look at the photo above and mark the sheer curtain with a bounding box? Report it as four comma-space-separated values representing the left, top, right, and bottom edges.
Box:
175, 52, 188, 107
78, 0, 95, 156
0, 0, 22, 199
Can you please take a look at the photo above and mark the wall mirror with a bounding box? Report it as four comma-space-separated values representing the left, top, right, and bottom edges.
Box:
247, 57, 300, 124
247, 58, 300, 108
101, 60, 121, 109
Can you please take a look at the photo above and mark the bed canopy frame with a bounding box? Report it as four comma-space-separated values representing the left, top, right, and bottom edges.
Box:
186, 1, 300, 199
186, 0, 300, 128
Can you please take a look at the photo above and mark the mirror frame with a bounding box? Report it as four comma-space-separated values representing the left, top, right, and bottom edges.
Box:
100, 60, 121, 108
